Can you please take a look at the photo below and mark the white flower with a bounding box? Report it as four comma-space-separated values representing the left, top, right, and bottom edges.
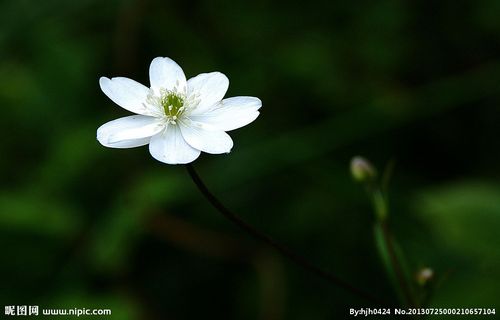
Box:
97, 57, 262, 164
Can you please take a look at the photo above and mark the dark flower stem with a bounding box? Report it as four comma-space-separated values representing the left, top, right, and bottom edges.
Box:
186, 164, 383, 305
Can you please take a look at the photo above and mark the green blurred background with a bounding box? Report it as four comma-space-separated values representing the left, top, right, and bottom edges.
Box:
1, 0, 500, 318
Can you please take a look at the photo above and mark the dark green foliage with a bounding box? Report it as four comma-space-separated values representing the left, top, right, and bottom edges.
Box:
1, 0, 499, 318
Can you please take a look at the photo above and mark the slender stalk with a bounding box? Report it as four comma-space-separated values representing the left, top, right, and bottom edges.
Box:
185, 164, 384, 305
379, 221, 416, 307
370, 183, 416, 307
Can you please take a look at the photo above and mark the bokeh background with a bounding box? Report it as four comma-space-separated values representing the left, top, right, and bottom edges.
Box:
1, 0, 500, 318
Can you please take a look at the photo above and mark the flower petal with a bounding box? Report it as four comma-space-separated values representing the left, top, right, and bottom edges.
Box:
99, 77, 156, 115
149, 57, 187, 94
179, 119, 233, 154
187, 72, 229, 115
149, 125, 201, 164
97, 115, 165, 148
100, 137, 151, 149
190, 96, 262, 131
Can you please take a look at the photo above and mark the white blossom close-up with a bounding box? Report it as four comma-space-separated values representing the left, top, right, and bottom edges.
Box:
97, 57, 262, 164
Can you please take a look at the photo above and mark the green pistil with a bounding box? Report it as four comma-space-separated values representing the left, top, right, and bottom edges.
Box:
161, 92, 185, 118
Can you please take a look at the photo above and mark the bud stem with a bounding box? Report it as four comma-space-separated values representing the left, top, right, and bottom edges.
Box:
371, 188, 388, 221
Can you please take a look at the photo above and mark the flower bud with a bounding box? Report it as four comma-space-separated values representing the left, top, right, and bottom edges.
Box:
416, 267, 434, 286
350, 156, 377, 183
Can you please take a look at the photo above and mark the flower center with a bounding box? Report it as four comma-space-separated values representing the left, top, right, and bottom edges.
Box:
160, 90, 185, 124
